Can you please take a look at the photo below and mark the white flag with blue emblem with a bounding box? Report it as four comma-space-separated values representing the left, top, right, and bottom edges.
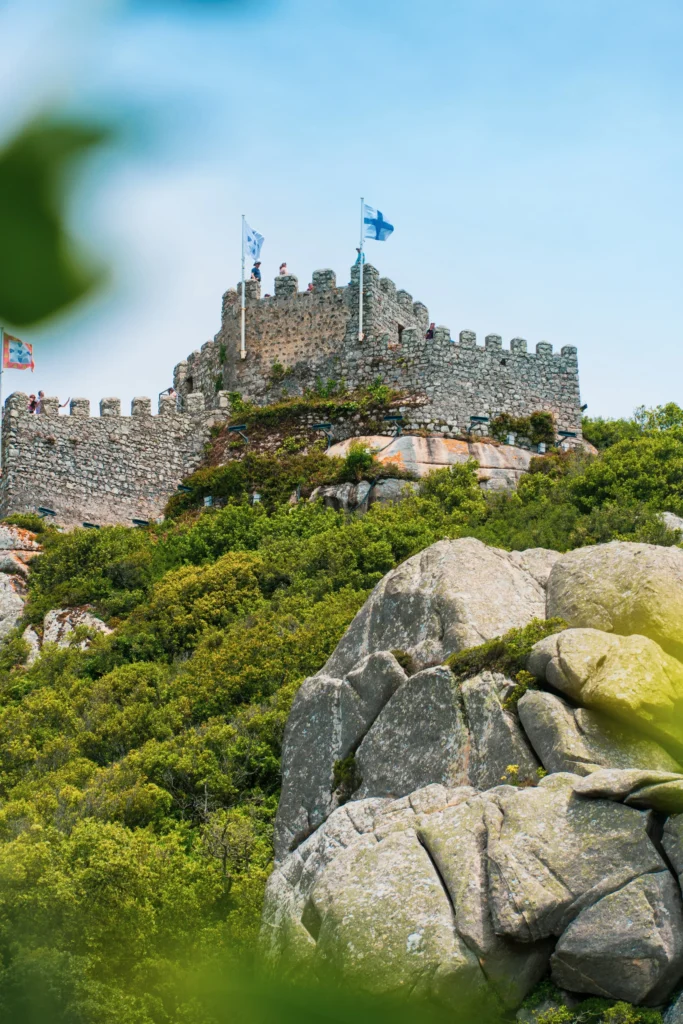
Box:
363, 203, 394, 241
243, 219, 264, 261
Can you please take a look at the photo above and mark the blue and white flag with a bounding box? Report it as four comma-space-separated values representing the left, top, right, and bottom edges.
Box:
243, 220, 264, 262
363, 204, 394, 242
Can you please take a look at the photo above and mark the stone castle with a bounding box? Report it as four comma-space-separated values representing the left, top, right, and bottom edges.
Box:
0, 262, 583, 526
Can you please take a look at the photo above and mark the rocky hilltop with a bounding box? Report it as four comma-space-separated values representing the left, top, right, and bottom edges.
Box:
262, 538, 683, 1018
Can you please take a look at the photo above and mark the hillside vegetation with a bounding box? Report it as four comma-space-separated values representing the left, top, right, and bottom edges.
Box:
1, 406, 683, 1022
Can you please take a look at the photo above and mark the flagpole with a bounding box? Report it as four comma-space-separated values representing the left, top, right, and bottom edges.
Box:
240, 214, 247, 361
358, 197, 364, 342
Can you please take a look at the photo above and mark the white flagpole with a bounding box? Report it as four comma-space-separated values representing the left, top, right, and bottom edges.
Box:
358, 197, 365, 342
240, 214, 247, 361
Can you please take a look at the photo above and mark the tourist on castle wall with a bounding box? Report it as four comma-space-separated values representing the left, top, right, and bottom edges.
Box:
279, 262, 288, 276
251, 261, 261, 281
27, 394, 37, 413
34, 391, 70, 415
425, 322, 435, 339
354, 247, 365, 265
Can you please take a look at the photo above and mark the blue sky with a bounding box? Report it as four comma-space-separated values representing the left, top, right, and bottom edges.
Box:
2, 0, 683, 418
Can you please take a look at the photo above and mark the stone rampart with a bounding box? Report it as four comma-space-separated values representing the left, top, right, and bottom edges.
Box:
0, 392, 215, 527
174, 263, 583, 436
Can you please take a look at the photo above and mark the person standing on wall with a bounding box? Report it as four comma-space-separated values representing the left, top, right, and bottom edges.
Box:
251, 261, 262, 281
279, 262, 288, 276
35, 391, 70, 414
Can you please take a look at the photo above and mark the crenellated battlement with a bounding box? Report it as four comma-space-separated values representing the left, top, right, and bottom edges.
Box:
4, 391, 210, 420
174, 262, 583, 439
0, 391, 218, 527
0, 258, 584, 527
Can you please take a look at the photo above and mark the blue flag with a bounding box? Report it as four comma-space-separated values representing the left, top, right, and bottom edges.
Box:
243, 219, 264, 261
363, 204, 394, 241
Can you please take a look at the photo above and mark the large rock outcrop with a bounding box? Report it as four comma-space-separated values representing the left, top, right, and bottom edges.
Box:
275, 537, 547, 859
0, 524, 41, 640
323, 537, 546, 679
528, 627, 683, 757
264, 776, 682, 1009
547, 541, 683, 660
326, 435, 536, 491
265, 539, 683, 1014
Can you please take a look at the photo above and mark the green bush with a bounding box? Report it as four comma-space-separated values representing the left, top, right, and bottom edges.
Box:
582, 415, 643, 450
339, 441, 378, 482
490, 410, 555, 446
446, 619, 567, 681
1, 512, 50, 535
418, 461, 488, 518
26, 525, 155, 622
6, 412, 683, 1020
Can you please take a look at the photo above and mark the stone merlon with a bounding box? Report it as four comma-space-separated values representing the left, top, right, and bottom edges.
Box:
175, 262, 583, 438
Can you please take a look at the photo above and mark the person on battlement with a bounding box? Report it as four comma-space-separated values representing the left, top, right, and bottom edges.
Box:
425, 322, 435, 339
250, 261, 262, 281
279, 262, 288, 276
354, 247, 365, 265
34, 391, 70, 414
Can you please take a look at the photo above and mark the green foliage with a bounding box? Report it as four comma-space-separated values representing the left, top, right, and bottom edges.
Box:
9, 416, 683, 1020
339, 441, 377, 482
332, 752, 362, 803
277, 435, 307, 455
228, 391, 255, 416
391, 649, 417, 675
522, 981, 663, 1023
569, 433, 683, 517
468, 443, 683, 551
0, 955, 505, 1024
165, 443, 417, 518
367, 376, 392, 404
446, 619, 567, 680
113, 551, 266, 659
26, 525, 154, 622
536, 1002, 662, 1024
224, 383, 400, 435
269, 361, 290, 385
165, 451, 344, 514
2, 512, 51, 535
418, 461, 488, 519
490, 410, 555, 446
0, 118, 108, 327
312, 375, 342, 397
583, 402, 683, 450
501, 669, 537, 711
634, 401, 683, 432
582, 415, 643, 450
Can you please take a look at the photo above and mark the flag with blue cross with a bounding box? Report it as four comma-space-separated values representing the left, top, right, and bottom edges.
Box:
363, 203, 394, 241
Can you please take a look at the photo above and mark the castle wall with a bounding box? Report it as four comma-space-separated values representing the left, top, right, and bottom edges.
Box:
0, 392, 214, 527
174, 263, 582, 436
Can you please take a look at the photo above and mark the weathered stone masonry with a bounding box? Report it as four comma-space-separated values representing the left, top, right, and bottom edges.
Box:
0, 392, 214, 527
175, 263, 583, 436
0, 261, 583, 526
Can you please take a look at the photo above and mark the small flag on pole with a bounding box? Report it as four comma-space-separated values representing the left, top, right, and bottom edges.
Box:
363, 204, 394, 241
2, 333, 34, 371
243, 220, 264, 262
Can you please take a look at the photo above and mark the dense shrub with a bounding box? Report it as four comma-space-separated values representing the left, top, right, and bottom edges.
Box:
4, 415, 683, 1021
446, 618, 567, 680
490, 410, 555, 446
582, 401, 683, 450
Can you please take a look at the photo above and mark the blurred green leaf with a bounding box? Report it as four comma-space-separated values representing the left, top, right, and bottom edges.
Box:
0, 117, 109, 327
